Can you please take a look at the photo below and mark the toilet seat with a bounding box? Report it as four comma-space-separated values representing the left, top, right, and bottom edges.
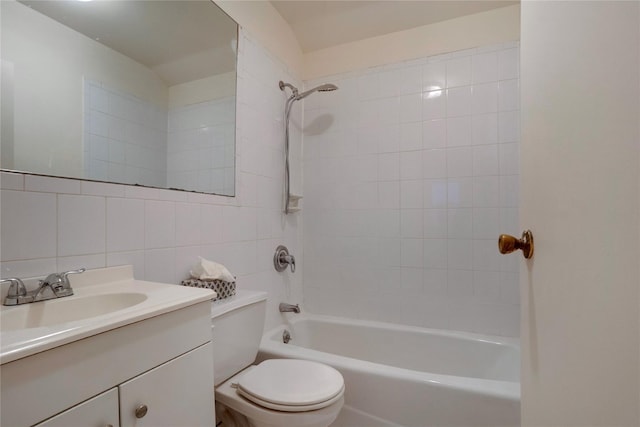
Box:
236, 359, 344, 413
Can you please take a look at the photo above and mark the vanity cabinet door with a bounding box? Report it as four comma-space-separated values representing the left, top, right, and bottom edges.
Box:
119, 342, 214, 427
34, 388, 119, 427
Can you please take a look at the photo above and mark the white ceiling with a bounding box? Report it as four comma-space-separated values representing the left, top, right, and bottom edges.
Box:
19, 0, 517, 84
19, 0, 238, 85
271, 1, 518, 53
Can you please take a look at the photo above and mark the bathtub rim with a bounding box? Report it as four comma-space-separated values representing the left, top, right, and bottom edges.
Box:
259, 313, 520, 403
274, 312, 520, 348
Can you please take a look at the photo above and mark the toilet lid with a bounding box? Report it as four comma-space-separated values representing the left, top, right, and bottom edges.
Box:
237, 384, 344, 412
237, 359, 344, 410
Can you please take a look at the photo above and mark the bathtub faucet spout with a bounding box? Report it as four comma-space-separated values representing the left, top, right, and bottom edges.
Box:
279, 303, 300, 313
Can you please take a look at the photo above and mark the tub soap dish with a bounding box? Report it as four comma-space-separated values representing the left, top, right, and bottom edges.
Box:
288, 194, 302, 213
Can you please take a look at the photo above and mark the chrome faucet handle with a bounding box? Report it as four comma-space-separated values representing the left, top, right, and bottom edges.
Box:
1, 278, 31, 306
60, 268, 86, 288
1, 277, 27, 297
284, 254, 296, 273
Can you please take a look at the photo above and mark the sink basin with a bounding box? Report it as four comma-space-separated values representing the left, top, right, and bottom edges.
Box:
1, 293, 148, 331
0, 265, 215, 365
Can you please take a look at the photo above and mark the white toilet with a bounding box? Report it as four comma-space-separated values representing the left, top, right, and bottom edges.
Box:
211, 290, 345, 427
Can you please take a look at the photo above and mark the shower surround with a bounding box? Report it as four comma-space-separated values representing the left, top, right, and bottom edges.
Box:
302, 42, 520, 337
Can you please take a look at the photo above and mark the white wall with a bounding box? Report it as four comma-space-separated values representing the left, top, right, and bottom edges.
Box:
1, 59, 15, 169
215, 1, 518, 83
215, 0, 303, 78
302, 43, 521, 337
168, 72, 237, 109
303, 5, 520, 80
0, 29, 303, 332
1, 0, 168, 178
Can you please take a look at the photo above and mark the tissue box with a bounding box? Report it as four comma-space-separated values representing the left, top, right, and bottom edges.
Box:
180, 279, 236, 301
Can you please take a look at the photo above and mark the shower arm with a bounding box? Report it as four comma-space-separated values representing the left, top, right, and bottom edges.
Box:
279, 81, 299, 98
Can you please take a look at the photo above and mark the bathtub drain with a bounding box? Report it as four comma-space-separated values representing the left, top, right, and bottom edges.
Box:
283, 329, 291, 344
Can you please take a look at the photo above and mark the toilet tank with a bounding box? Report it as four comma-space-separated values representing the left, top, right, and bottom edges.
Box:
211, 290, 267, 386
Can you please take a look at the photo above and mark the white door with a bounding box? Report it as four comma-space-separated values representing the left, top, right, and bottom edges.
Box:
520, 1, 639, 426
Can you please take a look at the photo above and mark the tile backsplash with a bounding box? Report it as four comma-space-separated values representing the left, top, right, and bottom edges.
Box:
0, 29, 302, 331
302, 43, 521, 337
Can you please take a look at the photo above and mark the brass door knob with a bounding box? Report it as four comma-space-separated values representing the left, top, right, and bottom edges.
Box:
498, 230, 534, 259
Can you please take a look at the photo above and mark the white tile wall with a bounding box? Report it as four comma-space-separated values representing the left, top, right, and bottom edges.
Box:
303, 43, 520, 337
0, 29, 302, 332
84, 80, 167, 188
106, 198, 145, 252
85, 81, 236, 196
2, 36, 519, 338
57, 195, 106, 256
167, 97, 236, 195
1, 190, 57, 260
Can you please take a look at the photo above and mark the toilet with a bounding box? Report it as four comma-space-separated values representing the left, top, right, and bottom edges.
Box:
211, 290, 344, 427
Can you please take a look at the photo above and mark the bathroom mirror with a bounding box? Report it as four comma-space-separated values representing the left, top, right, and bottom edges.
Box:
1, 0, 238, 196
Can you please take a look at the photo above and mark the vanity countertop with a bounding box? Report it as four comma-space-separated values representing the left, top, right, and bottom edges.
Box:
0, 265, 215, 364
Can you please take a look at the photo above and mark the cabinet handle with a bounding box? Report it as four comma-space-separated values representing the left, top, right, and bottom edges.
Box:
105, 425, 114, 427
135, 404, 148, 419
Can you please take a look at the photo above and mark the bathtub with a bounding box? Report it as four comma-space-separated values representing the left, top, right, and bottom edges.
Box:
258, 314, 520, 427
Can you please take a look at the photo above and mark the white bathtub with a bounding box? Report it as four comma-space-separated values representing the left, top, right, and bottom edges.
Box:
258, 314, 520, 427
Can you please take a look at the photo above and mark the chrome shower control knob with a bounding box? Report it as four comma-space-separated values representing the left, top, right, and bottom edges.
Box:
274, 245, 296, 273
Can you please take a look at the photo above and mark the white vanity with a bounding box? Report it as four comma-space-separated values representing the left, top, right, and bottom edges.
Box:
0, 266, 215, 427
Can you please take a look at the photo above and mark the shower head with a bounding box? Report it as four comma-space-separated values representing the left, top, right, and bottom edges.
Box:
279, 80, 338, 101
296, 83, 338, 100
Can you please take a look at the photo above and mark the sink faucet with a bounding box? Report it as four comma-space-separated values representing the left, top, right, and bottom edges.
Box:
2, 268, 86, 306
279, 303, 300, 313
34, 270, 77, 299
